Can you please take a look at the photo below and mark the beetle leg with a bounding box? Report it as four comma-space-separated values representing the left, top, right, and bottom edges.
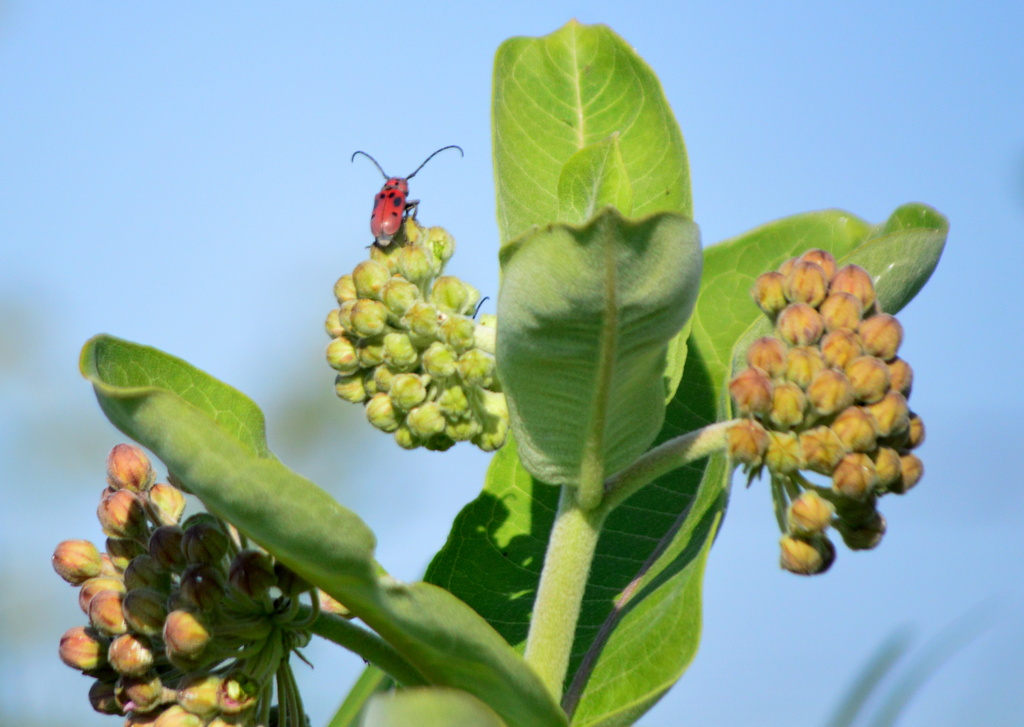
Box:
404, 199, 420, 220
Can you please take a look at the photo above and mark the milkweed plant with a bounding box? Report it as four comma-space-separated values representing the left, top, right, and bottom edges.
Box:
53, 20, 945, 727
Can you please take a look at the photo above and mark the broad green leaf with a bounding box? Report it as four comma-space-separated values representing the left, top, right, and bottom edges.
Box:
493, 21, 691, 246
80, 336, 566, 727
558, 134, 634, 221
363, 688, 506, 727
497, 208, 701, 504
328, 667, 391, 727
427, 207, 946, 726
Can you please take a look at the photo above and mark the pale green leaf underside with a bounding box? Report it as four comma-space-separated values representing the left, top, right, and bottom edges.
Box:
80, 336, 566, 727
497, 208, 702, 492
558, 134, 634, 221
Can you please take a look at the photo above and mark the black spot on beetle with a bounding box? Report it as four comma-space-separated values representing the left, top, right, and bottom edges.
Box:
388, 211, 399, 218
392, 196, 403, 208
377, 192, 386, 200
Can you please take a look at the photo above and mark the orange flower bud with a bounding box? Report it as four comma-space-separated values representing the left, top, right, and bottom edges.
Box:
845, 355, 891, 404
769, 381, 806, 429
729, 367, 774, 416
776, 303, 824, 346
799, 426, 846, 474
798, 249, 837, 280
779, 534, 835, 575
765, 431, 802, 475
866, 391, 910, 437
784, 260, 829, 307
821, 329, 863, 370
887, 357, 913, 397
832, 452, 878, 500
819, 292, 862, 332
806, 368, 855, 417
752, 271, 788, 315
746, 336, 787, 378
831, 406, 880, 453
859, 313, 903, 361
829, 264, 876, 312
787, 491, 835, 534
106, 444, 155, 493
727, 419, 770, 468
784, 346, 825, 389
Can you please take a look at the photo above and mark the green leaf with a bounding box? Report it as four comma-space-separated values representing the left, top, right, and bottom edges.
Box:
80, 335, 566, 727
427, 206, 946, 726
363, 688, 507, 727
493, 21, 691, 246
328, 667, 391, 727
497, 208, 701, 505
558, 134, 634, 221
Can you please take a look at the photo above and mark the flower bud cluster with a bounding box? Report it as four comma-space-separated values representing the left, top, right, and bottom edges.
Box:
54, 444, 316, 726
728, 249, 926, 575
326, 217, 508, 452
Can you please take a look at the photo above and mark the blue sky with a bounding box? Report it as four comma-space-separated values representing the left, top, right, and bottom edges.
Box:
2, 3, 1022, 725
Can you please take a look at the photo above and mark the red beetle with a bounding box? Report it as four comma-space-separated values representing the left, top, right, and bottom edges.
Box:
351, 145, 463, 247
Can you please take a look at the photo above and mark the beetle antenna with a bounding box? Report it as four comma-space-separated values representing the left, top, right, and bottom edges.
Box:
406, 145, 464, 180
350, 151, 388, 179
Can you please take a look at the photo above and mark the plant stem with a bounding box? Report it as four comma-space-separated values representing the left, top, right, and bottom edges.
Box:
523, 485, 606, 700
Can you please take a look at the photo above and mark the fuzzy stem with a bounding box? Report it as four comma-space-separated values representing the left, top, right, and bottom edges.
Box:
523, 485, 606, 700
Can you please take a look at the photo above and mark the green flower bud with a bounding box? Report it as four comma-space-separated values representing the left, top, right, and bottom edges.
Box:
829, 264, 876, 313
474, 315, 497, 354
783, 346, 825, 389
906, 412, 925, 449
799, 426, 846, 474
779, 534, 835, 576
325, 308, 345, 338
116, 671, 164, 713
446, 417, 483, 442
148, 526, 186, 572
79, 577, 126, 615
727, 419, 769, 468
383, 331, 419, 370
806, 368, 855, 417
441, 315, 477, 353
397, 245, 433, 285
473, 390, 510, 451
107, 444, 156, 493
372, 365, 396, 393
431, 275, 471, 314
776, 302, 824, 346
422, 342, 457, 378
784, 260, 829, 307
831, 406, 880, 453
106, 537, 146, 572
426, 225, 456, 265
402, 300, 441, 344
366, 392, 401, 432
764, 431, 801, 475
60, 625, 109, 672
746, 336, 787, 378
872, 446, 903, 490
335, 300, 357, 332
163, 610, 211, 660
819, 291, 862, 332
177, 672, 223, 719
124, 709, 162, 726
866, 391, 910, 438
845, 355, 891, 404
122, 587, 169, 636
53, 539, 103, 585
89, 588, 128, 637
228, 549, 276, 599
357, 339, 385, 368
217, 672, 260, 715
889, 454, 923, 494
394, 423, 417, 449
832, 452, 878, 500
769, 381, 806, 429
820, 329, 863, 370
124, 554, 171, 592
751, 271, 787, 316
389, 373, 428, 412
799, 248, 837, 280
146, 482, 186, 527
181, 521, 229, 565
153, 704, 204, 727
108, 633, 155, 677
326, 336, 360, 376
787, 491, 835, 534
179, 563, 226, 611
407, 402, 446, 439
457, 349, 496, 388
351, 260, 390, 300
334, 273, 357, 304
859, 313, 903, 361
350, 299, 389, 338
381, 276, 421, 317
89, 678, 121, 715
334, 373, 367, 403
835, 511, 886, 551
438, 384, 470, 419
729, 367, 774, 417
887, 357, 913, 397
98, 490, 149, 540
